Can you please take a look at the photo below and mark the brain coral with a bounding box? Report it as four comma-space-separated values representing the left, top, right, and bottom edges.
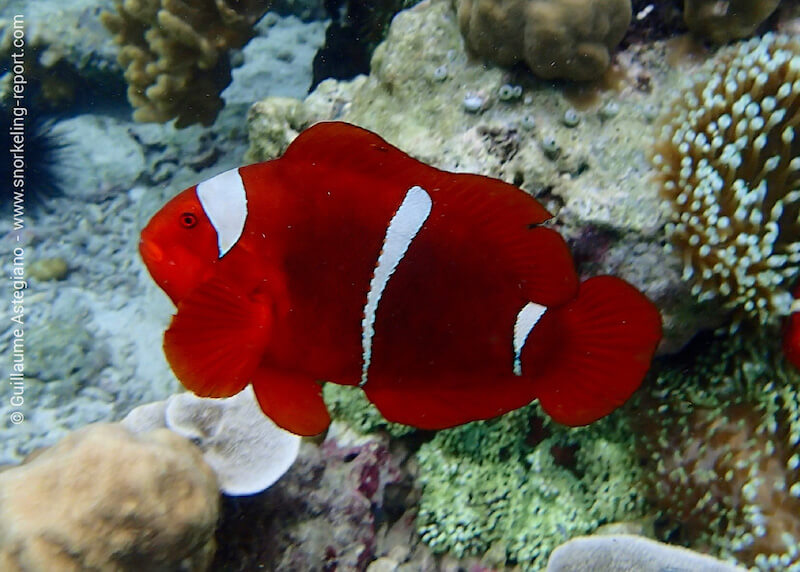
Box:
455, 0, 632, 81
101, 0, 270, 127
636, 331, 800, 570
651, 33, 800, 325
684, 0, 781, 44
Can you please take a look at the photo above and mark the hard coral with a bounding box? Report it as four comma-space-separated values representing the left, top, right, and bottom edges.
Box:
637, 331, 800, 571
684, 0, 781, 44
416, 404, 645, 570
652, 33, 800, 325
0, 424, 219, 572
101, 0, 271, 127
455, 0, 632, 81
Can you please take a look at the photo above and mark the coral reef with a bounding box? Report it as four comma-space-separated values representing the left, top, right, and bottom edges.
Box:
248, 0, 717, 353
415, 404, 646, 570
546, 534, 746, 571
651, 33, 800, 325
636, 330, 800, 570
0, 424, 219, 572
101, 0, 271, 127
122, 387, 301, 496
684, 0, 781, 44
455, 0, 632, 81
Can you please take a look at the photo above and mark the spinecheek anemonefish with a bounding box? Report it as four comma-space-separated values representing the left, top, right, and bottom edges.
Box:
140, 121, 662, 436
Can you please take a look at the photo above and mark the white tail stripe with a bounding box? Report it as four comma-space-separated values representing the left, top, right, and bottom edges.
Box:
196, 167, 248, 258
513, 302, 547, 376
361, 186, 432, 387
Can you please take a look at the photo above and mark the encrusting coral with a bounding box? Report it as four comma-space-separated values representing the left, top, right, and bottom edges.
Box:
684, 0, 781, 44
101, 0, 271, 127
651, 33, 800, 325
635, 330, 800, 571
454, 0, 632, 81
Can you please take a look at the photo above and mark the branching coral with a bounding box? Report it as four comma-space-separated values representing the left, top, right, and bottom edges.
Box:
416, 405, 646, 571
636, 330, 800, 570
455, 0, 632, 81
651, 33, 800, 325
101, 0, 271, 127
684, 0, 781, 44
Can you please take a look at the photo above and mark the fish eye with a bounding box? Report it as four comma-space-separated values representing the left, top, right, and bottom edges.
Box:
179, 212, 198, 229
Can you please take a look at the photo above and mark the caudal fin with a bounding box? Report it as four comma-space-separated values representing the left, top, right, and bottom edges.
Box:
524, 276, 662, 426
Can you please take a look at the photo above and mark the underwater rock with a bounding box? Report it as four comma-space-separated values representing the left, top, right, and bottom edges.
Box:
212, 423, 413, 570
122, 387, 301, 496
27, 257, 69, 281
246, 0, 719, 352
26, 321, 109, 387
223, 15, 327, 106
0, 423, 219, 572
546, 535, 746, 571
50, 114, 146, 201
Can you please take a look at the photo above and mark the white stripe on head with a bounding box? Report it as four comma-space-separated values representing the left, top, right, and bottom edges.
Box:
513, 302, 547, 376
196, 167, 248, 258
360, 185, 432, 387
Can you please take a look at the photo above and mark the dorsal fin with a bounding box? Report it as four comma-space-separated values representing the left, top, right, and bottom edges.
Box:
281, 121, 575, 305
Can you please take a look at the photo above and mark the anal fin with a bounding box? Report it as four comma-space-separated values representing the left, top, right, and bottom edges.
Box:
364, 373, 537, 430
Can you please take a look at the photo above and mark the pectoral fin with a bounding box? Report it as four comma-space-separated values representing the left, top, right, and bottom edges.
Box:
163, 276, 272, 398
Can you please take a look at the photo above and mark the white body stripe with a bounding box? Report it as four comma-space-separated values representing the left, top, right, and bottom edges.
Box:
196, 167, 248, 258
360, 186, 432, 386
513, 302, 547, 376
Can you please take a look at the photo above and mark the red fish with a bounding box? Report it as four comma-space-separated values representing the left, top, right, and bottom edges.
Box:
139, 122, 662, 436
784, 285, 800, 369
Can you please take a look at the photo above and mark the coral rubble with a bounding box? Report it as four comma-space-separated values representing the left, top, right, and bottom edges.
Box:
652, 33, 800, 325
101, 0, 271, 127
455, 0, 632, 81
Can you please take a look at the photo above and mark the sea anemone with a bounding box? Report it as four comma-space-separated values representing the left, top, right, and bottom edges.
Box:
636, 331, 800, 570
651, 33, 800, 325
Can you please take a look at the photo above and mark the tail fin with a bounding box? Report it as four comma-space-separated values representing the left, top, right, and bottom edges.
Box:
524, 276, 662, 425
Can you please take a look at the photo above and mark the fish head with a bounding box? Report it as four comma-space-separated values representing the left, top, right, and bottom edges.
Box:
140, 186, 219, 304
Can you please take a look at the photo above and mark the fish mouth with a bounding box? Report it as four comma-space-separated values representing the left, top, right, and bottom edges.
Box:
139, 238, 164, 265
